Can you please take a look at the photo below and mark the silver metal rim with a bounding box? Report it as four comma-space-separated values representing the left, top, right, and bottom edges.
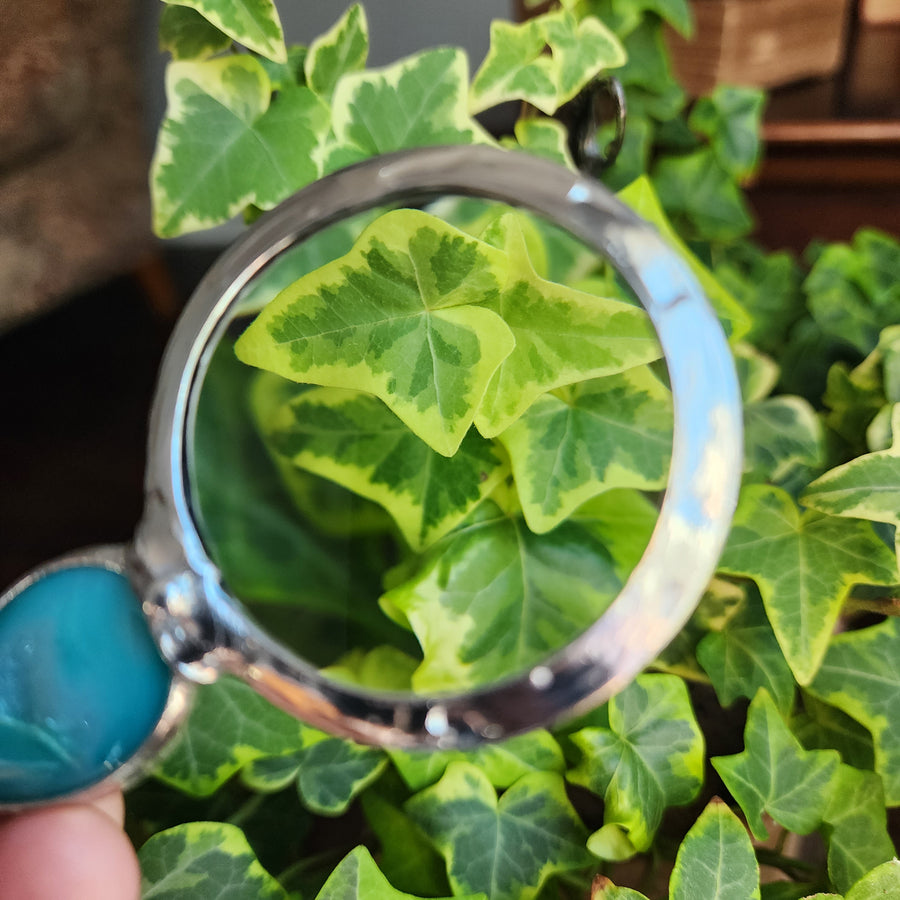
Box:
133, 144, 742, 748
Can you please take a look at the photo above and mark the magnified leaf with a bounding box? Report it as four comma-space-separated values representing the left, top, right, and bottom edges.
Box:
406, 764, 591, 900
381, 502, 621, 691
712, 689, 840, 840
304, 3, 368, 100
503, 117, 576, 169
669, 799, 761, 900
717, 484, 899, 685
569, 674, 705, 854
499, 368, 671, 533
159, 4, 232, 60
140, 821, 288, 899
164, 0, 286, 61
806, 617, 900, 805
151, 56, 329, 236
236, 209, 514, 457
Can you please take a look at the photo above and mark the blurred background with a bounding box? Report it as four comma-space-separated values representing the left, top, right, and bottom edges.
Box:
1, 0, 898, 587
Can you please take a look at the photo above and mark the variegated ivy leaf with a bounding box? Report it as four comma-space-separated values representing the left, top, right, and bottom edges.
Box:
793, 694, 876, 772
164, 0, 285, 61
470, 10, 625, 115
499, 368, 672, 533
475, 212, 662, 438
569, 674, 705, 855
821, 764, 895, 894
154, 677, 303, 796
669, 800, 761, 900
806, 617, 900, 805
406, 764, 592, 900
717, 484, 899, 685
590, 876, 649, 900
697, 587, 795, 714
712, 689, 840, 841
323, 645, 419, 692
140, 822, 287, 899
304, 3, 368, 101
151, 56, 329, 236
502, 117, 577, 169
389, 729, 565, 792
330, 47, 491, 161
380, 501, 621, 692
617, 177, 751, 341
316, 846, 483, 900
235, 209, 514, 458
158, 4, 231, 60
734, 342, 780, 403
845, 859, 900, 899
256, 386, 509, 551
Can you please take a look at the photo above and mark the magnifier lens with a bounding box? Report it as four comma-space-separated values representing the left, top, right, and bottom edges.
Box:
185, 196, 670, 700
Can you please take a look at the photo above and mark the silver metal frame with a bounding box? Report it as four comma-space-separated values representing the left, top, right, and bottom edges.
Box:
128, 145, 743, 749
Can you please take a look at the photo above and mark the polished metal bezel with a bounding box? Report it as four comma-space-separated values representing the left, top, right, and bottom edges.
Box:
0, 545, 193, 812
133, 144, 743, 749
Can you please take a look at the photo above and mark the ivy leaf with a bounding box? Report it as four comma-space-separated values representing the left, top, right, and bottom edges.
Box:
406, 763, 592, 900
821, 765, 895, 894
845, 860, 900, 899
792, 694, 876, 772
304, 3, 368, 101
154, 677, 304, 796
139, 822, 288, 899
591, 874, 649, 899
316, 846, 482, 900
569, 674, 705, 853
389, 730, 565, 792
712, 689, 840, 840
257, 386, 509, 551
164, 0, 286, 61
669, 799, 761, 900
717, 484, 899, 685
498, 368, 672, 533
475, 212, 662, 438
806, 617, 900, 805
158, 4, 231, 60
470, 10, 624, 115
617, 177, 751, 341
688, 86, 766, 179
697, 587, 795, 714
734, 342, 780, 403
380, 502, 621, 692
236, 209, 514, 458
151, 57, 329, 236
330, 48, 490, 159
323, 645, 419, 692
651, 147, 754, 241
504, 117, 576, 169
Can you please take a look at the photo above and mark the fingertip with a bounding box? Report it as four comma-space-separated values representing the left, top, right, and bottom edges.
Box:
0, 802, 140, 900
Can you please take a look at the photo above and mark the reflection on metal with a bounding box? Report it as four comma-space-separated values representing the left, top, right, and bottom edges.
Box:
562, 76, 627, 176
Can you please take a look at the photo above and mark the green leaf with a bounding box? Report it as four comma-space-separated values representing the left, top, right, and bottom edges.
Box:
617, 177, 751, 341
669, 799, 761, 900
151, 57, 329, 236
475, 212, 662, 438
504, 117, 576, 169
712, 690, 840, 840
821, 765, 895, 894
587, 823, 640, 863
651, 147, 754, 241
792, 694, 876, 772
158, 4, 231, 60
734, 342, 780, 403
590, 874, 650, 899
389, 730, 565, 792
470, 10, 624, 115
717, 484, 899, 684
153, 678, 304, 796
330, 47, 490, 158
845, 860, 900, 899
380, 502, 621, 691
697, 587, 795, 714
498, 368, 672, 533
569, 674, 705, 853
823, 355, 886, 457
806, 617, 900, 805
257, 386, 509, 551
304, 3, 368, 100
323, 645, 419, 692
316, 846, 481, 900
139, 821, 288, 899
164, 0, 285, 62
688, 87, 766, 179
406, 763, 591, 900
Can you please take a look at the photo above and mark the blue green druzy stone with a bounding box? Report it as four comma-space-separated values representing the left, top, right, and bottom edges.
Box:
0, 566, 172, 804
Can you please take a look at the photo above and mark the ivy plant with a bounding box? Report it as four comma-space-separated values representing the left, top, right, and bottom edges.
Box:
138, 1, 900, 898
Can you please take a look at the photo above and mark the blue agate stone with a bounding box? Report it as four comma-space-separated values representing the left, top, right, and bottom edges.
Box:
0, 565, 172, 805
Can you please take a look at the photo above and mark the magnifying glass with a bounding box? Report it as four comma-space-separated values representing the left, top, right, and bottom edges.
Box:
0, 144, 742, 810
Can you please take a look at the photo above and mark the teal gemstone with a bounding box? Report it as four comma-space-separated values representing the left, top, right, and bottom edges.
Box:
0, 565, 172, 804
